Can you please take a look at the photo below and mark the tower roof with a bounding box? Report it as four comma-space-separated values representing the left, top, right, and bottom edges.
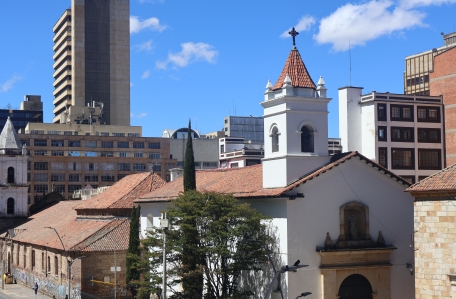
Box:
0, 117, 22, 151
272, 49, 316, 90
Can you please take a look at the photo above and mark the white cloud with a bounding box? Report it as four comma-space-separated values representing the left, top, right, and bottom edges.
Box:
130, 16, 167, 34
399, 0, 456, 8
131, 112, 148, 118
141, 70, 150, 79
136, 40, 153, 52
156, 42, 218, 69
0, 75, 23, 93
281, 16, 316, 38
130, 82, 134, 87
313, 0, 425, 51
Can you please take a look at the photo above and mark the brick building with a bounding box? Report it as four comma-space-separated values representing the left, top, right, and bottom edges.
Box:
406, 164, 456, 298
429, 46, 456, 165
0, 172, 165, 298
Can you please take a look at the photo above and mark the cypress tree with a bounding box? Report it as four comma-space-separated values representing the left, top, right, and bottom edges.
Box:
183, 119, 196, 191
127, 205, 141, 285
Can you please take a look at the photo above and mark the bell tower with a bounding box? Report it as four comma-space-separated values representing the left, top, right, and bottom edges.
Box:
261, 28, 332, 188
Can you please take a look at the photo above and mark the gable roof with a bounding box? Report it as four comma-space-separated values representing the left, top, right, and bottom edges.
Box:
0, 117, 22, 151
135, 152, 409, 203
406, 163, 456, 196
76, 172, 165, 213
272, 48, 316, 91
7, 201, 129, 252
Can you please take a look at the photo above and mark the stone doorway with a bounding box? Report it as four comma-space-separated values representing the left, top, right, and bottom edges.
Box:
338, 274, 372, 299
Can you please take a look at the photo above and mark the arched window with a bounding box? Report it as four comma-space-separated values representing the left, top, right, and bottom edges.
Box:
42, 252, 45, 271
7, 167, 14, 184
339, 274, 372, 299
55, 256, 58, 275
301, 126, 314, 153
271, 126, 279, 153
7, 198, 14, 215
47, 256, 51, 272
32, 250, 35, 269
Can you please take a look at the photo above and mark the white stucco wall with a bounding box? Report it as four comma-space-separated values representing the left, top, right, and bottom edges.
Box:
0, 155, 29, 216
338, 87, 363, 152
361, 103, 376, 159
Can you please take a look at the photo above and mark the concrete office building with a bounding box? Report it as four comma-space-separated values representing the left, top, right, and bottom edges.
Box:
339, 87, 444, 184
0, 95, 43, 133
223, 116, 264, 143
53, 0, 130, 125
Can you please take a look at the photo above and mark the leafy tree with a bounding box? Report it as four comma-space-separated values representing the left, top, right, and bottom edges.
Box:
183, 120, 196, 191
143, 191, 274, 299
126, 206, 141, 296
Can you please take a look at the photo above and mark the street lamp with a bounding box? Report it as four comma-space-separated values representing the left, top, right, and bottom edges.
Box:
295, 292, 312, 299
264, 263, 308, 299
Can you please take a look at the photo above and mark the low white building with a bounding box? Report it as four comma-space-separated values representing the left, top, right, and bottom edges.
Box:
135, 39, 415, 298
0, 117, 28, 217
339, 87, 444, 184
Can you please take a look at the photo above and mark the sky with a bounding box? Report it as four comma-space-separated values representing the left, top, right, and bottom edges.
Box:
0, 0, 455, 138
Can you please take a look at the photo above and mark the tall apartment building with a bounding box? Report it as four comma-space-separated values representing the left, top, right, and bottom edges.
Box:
339, 87, 444, 184
0, 95, 43, 132
53, 0, 130, 125
404, 31, 456, 96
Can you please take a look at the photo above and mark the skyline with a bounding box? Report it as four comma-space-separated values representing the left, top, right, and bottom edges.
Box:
1, 0, 456, 138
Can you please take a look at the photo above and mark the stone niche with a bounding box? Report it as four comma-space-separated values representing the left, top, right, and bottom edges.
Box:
337, 201, 376, 249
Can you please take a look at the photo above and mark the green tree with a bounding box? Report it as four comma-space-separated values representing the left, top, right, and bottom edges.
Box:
143, 191, 274, 299
126, 206, 141, 295
183, 119, 196, 191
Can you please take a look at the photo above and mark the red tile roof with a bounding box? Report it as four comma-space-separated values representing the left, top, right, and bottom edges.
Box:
406, 163, 456, 196
76, 172, 165, 213
8, 201, 129, 252
272, 49, 316, 90
135, 152, 409, 203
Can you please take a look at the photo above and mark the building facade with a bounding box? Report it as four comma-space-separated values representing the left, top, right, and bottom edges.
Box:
0, 95, 43, 133
53, 0, 130, 125
339, 88, 444, 184
223, 116, 264, 144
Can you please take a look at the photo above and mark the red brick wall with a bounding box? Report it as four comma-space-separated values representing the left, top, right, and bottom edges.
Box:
430, 47, 456, 165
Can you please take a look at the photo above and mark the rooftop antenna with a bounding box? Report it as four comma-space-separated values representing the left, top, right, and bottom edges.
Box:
349, 40, 352, 87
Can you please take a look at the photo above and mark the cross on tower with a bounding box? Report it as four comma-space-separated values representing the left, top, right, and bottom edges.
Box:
289, 27, 299, 47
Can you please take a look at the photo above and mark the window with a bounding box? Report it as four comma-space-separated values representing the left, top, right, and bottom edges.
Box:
390, 105, 414, 121
117, 141, 129, 148
34, 162, 48, 170
417, 106, 441, 122
378, 147, 387, 168
51, 140, 64, 147
101, 163, 115, 171
54, 185, 65, 193
133, 142, 145, 149
68, 151, 81, 156
101, 152, 114, 157
149, 153, 161, 159
55, 256, 58, 275
51, 151, 64, 156
378, 126, 387, 141
128, 133, 140, 137
246, 160, 261, 166
68, 162, 81, 171
68, 140, 81, 147
203, 162, 218, 167
85, 175, 98, 182
41, 253, 44, 271
148, 142, 160, 149
391, 127, 414, 142
27, 173, 30, 182
401, 176, 416, 184
34, 185, 48, 193
118, 163, 131, 171
34, 139, 47, 146
112, 132, 125, 137
84, 141, 97, 148
85, 163, 98, 171
101, 175, 115, 182
391, 148, 414, 169
85, 152, 97, 157
418, 149, 441, 170
230, 163, 239, 168
7, 198, 14, 215
119, 152, 128, 157
51, 174, 65, 182
301, 126, 314, 153
64, 131, 73, 136
20, 139, 30, 146
32, 251, 35, 269
134, 152, 144, 158
47, 256, 50, 273
7, 167, 14, 184
377, 104, 387, 121
101, 141, 113, 148
34, 150, 47, 156
220, 145, 225, 154
118, 174, 128, 180
51, 162, 65, 170
417, 128, 441, 143
69, 174, 80, 182
271, 126, 280, 152
133, 163, 146, 171
34, 173, 48, 182
68, 185, 82, 192
153, 164, 162, 172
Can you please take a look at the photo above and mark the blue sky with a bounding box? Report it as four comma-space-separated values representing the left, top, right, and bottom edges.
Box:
0, 0, 455, 138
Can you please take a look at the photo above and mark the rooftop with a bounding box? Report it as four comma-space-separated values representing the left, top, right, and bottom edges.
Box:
407, 163, 456, 197
272, 48, 316, 91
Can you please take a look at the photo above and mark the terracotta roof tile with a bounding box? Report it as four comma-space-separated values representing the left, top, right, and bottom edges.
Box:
272, 49, 316, 91
135, 152, 409, 203
76, 172, 165, 212
406, 163, 456, 195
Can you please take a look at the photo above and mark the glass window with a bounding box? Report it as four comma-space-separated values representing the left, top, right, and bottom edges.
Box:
391, 127, 414, 142
51, 151, 64, 156
418, 128, 441, 143
149, 153, 161, 159
34, 150, 47, 156
101, 141, 113, 148
117, 142, 129, 148
118, 163, 131, 171
390, 105, 414, 121
51, 174, 65, 182
101, 152, 114, 157
34, 139, 47, 146
68, 151, 81, 156
148, 142, 160, 149
378, 126, 387, 141
133, 142, 145, 149
418, 149, 441, 170
133, 163, 146, 171
84, 141, 97, 148
34, 162, 48, 170
34, 173, 48, 182
153, 164, 162, 171
119, 152, 128, 157
134, 152, 144, 158
391, 148, 414, 169
68, 185, 82, 192
301, 126, 314, 153
84, 152, 97, 157
68, 140, 81, 147
69, 174, 80, 182
68, 162, 81, 171
51, 140, 64, 147
377, 104, 386, 121
101, 175, 115, 182
417, 106, 441, 122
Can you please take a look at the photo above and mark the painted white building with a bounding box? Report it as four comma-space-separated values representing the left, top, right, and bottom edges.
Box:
339, 87, 445, 184
135, 40, 415, 298
0, 117, 28, 217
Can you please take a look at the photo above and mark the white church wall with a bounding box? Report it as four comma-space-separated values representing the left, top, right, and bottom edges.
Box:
283, 158, 414, 298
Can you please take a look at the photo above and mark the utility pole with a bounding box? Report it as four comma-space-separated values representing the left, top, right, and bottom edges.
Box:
111, 250, 121, 299
160, 212, 169, 299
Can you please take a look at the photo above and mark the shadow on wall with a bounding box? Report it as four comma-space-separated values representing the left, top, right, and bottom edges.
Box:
29, 192, 64, 215
239, 225, 287, 299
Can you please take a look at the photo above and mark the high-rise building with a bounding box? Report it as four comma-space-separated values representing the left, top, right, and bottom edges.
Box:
0, 95, 43, 132
53, 0, 130, 126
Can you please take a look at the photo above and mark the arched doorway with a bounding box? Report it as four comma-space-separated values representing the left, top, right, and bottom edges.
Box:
338, 274, 373, 299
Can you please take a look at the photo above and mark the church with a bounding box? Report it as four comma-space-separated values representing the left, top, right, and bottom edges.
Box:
136, 30, 415, 299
